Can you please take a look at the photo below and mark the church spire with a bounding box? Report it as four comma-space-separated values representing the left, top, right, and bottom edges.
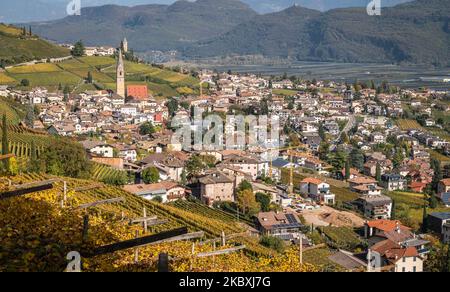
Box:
116, 49, 125, 98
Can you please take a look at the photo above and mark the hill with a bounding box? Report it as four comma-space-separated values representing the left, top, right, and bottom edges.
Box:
27, 0, 449, 66
0, 55, 201, 98
0, 173, 325, 272
0, 24, 69, 66
185, 0, 450, 66
28, 0, 258, 52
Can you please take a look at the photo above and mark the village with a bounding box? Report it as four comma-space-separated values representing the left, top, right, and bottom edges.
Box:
1, 38, 450, 272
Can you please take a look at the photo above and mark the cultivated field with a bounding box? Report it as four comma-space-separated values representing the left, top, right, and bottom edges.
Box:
397, 119, 424, 131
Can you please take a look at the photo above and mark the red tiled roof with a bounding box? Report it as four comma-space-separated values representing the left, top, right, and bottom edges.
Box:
127, 85, 149, 101
440, 179, 450, 186
367, 220, 410, 233
301, 177, 323, 185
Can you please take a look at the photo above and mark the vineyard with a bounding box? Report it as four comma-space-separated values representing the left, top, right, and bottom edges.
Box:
0, 124, 52, 157
0, 173, 323, 272
91, 163, 129, 186
169, 199, 254, 226
397, 119, 424, 131
318, 226, 365, 251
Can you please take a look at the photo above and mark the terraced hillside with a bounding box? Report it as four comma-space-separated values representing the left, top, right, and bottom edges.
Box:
0, 24, 69, 66
1, 56, 201, 98
0, 173, 326, 272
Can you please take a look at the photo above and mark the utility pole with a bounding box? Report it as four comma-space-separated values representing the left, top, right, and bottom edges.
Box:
299, 233, 303, 266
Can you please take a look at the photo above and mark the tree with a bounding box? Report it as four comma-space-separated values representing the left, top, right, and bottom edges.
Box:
20, 79, 30, 87
345, 159, 351, 180
421, 204, 428, 233
431, 158, 443, 193
186, 155, 205, 177
260, 236, 285, 253
139, 122, 156, 136
391, 199, 396, 220
142, 167, 160, 184
72, 40, 85, 57
1, 114, 9, 170
8, 157, 19, 175
167, 98, 179, 117
256, 192, 271, 212
29, 141, 40, 173
25, 105, 35, 128
237, 180, 253, 193
237, 189, 260, 216
87, 71, 93, 84
376, 163, 382, 182
447, 244, 450, 273
63, 85, 71, 101
38, 138, 91, 178
180, 169, 187, 186
152, 196, 163, 203
350, 148, 364, 171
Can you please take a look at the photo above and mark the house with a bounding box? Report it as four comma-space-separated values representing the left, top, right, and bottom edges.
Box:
138, 153, 187, 182
380, 174, 407, 191
220, 155, 267, 181
80, 140, 114, 158
437, 179, 450, 196
198, 171, 235, 206
349, 177, 382, 196
365, 220, 429, 257
256, 211, 303, 241
370, 239, 423, 272
355, 195, 392, 219
299, 178, 335, 205
443, 223, 450, 244
427, 212, 450, 237
123, 181, 186, 203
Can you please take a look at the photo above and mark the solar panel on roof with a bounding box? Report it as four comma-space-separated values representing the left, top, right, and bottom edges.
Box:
286, 214, 297, 224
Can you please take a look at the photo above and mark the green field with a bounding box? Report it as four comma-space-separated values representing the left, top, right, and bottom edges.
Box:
272, 89, 299, 96
8, 71, 82, 87
1, 56, 200, 98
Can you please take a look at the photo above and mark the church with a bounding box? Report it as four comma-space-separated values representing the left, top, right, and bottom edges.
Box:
116, 38, 149, 102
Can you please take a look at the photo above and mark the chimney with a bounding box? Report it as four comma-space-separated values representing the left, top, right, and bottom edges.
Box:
396, 221, 401, 234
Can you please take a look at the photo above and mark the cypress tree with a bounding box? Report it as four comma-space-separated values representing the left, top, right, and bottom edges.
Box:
421, 204, 428, 233
345, 159, 351, 180
376, 163, 382, 183
1, 114, 9, 170
447, 244, 450, 273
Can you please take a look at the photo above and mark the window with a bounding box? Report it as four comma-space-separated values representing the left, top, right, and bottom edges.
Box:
413, 267, 416, 272
413, 257, 416, 262
402, 267, 406, 272
402, 257, 406, 263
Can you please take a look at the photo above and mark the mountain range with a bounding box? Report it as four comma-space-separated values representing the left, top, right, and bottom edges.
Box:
1, 0, 414, 23
26, 0, 450, 66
